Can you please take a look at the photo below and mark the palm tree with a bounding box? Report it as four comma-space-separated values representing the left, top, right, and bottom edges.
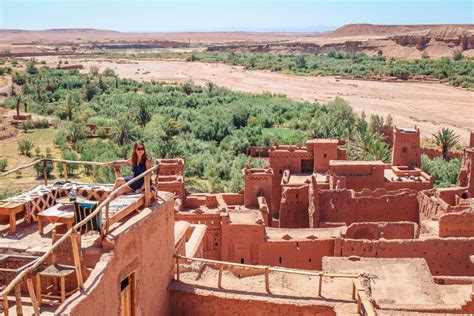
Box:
63, 92, 80, 121
350, 130, 392, 163
14, 94, 26, 117
111, 117, 139, 146
136, 101, 152, 127
433, 128, 459, 160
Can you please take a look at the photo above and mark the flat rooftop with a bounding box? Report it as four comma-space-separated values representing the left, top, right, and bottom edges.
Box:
286, 172, 312, 185
323, 257, 444, 308
228, 208, 264, 225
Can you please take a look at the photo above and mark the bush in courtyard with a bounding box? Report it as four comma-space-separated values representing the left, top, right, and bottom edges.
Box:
17, 139, 34, 156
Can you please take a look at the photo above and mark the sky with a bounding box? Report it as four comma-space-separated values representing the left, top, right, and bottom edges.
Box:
0, 0, 472, 32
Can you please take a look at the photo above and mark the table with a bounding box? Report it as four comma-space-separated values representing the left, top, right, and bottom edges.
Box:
37, 204, 75, 234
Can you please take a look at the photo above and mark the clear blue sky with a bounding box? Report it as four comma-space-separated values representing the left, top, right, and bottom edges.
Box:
0, 0, 472, 32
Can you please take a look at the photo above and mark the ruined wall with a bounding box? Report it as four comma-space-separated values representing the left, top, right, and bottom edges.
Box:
279, 185, 309, 228
329, 162, 385, 191
170, 291, 335, 315
345, 222, 418, 240
243, 168, 274, 213
458, 148, 474, 195
316, 189, 419, 226
335, 238, 474, 276
56, 199, 175, 315
259, 239, 336, 270
439, 211, 474, 237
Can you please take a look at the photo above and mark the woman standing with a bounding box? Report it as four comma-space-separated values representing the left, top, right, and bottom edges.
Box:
113, 141, 153, 196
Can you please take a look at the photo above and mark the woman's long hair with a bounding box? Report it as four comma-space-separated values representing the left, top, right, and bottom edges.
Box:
131, 141, 148, 166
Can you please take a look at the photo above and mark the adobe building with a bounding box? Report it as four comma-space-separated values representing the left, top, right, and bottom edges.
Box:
0, 126, 473, 315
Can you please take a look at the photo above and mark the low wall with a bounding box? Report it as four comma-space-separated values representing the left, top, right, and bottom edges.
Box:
317, 189, 419, 226
56, 199, 175, 315
345, 222, 418, 240
439, 211, 474, 237
421, 148, 462, 160
335, 238, 474, 276
170, 290, 335, 315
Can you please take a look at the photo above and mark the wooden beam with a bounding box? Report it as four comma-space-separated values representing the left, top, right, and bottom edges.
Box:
43, 160, 48, 186
2, 294, 8, 316
14, 284, 22, 316
26, 278, 40, 316
218, 265, 223, 288
264, 267, 270, 293
176, 256, 180, 281
144, 173, 151, 208
70, 234, 84, 289
62, 162, 68, 181
318, 273, 323, 297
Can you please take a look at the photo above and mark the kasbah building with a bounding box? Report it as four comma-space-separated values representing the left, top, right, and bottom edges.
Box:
0, 126, 473, 315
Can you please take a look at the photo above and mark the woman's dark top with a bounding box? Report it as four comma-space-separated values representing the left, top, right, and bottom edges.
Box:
124, 160, 150, 191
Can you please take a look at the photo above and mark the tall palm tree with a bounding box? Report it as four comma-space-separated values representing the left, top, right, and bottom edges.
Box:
14, 94, 26, 117
433, 128, 459, 160
63, 92, 80, 121
136, 101, 152, 127
349, 130, 392, 163
111, 117, 139, 146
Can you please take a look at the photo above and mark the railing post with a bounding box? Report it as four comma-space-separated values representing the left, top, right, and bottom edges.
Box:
70, 233, 84, 289
265, 267, 270, 293
176, 256, 180, 281
352, 279, 356, 300
105, 203, 110, 235
26, 278, 40, 316
112, 166, 121, 179
318, 273, 323, 297
2, 294, 8, 316
144, 172, 151, 207
62, 162, 68, 181
43, 160, 48, 186
14, 284, 22, 315
218, 265, 224, 288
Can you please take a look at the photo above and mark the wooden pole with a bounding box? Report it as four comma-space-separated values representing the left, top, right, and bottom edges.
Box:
144, 173, 151, 207
318, 273, 323, 297
43, 160, 48, 186
14, 284, 22, 316
218, 265, 224, 288
70, 233, 84, 289
357, 293, 362, 314
26, 278, 40, 316
176, 256, 180, 281
62, 162, 68, 181
105, 203, 110, 235
2, 294, 8, 316
264, 267, 270, 293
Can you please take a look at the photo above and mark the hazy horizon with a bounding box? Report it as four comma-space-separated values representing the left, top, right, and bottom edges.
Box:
0, 0, 472, 33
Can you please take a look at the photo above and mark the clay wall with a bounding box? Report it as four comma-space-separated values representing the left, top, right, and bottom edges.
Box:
384, 179, 433, 192
315, 189, 419, 226
170, 291, 335, 316
184, 194, 218, 208
328, 161, 385, 191
221, 223, 265, 265
279, 185, 310, 228
308, 176, 321, 228
335, 238, 474, 276
56, 200, 175, 315
392, 127, 421, 167
470, 131, 474, 148
247, 146, 270, 157
259, 239, 335, 270
156, 158, 184, 176
458, 148, 474, 195
220, 193, 244, 205
439, 211, 474, 237
243, 168, 274, 214
421, 148, 462, 160
307, 140, 339, 172
345, 222, 419, 240
156, 176, 185, 200
176, 213, 222, 260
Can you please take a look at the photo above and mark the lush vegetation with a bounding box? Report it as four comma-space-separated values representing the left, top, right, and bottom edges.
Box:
421, 155, 461, 188
2, 60, 461, 190
123, 50, 474, 88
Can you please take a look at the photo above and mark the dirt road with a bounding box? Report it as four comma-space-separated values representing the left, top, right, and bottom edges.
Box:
43, 57, 474, 143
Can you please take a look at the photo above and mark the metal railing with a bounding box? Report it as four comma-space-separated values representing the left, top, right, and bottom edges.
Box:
174, 254, 376, 315
0, 158, 157, 315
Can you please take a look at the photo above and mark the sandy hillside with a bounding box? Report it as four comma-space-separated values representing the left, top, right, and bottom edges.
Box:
40, 56, 474, 144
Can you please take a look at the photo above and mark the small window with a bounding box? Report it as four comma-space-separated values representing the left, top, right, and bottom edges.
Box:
241, 258, 245, 264
279, 257, 282, 264
309, 258, 312, 263
323, 153, 327, 158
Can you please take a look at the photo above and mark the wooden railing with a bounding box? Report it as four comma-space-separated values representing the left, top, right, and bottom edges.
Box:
174, 254, 377, 316
0, 159, 158, 315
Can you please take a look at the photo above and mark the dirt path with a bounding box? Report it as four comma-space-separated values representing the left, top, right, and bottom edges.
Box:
42, 57, 474, 143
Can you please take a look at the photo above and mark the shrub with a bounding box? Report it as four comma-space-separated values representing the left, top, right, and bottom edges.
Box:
32, 119, 50, 129
17, 139, 34, 156
0, 158, 7, 172
421, 155, 461, 187
20, 121, 34, 133
453, 49, 463, 61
